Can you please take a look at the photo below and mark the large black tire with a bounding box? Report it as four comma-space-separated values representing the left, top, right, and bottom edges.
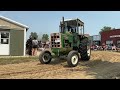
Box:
67, 51, 79, 67
79, 37, 91, 61
39, 50, 52, 64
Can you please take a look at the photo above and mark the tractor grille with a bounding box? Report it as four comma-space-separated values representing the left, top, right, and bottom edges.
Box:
51, 33, 61, 48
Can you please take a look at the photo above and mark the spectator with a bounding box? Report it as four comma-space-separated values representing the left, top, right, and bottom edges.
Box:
102, 43, 106, 51
38, 40, 42, 48
32, 37, 38, 56
112, 44, 116, 51
26, 36, 32, 56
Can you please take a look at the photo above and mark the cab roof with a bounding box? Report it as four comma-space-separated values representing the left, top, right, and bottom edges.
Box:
60, 18, 84, 27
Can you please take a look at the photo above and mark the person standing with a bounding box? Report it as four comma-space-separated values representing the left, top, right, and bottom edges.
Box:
26, 36, 32, 55
32, 37, 38, 56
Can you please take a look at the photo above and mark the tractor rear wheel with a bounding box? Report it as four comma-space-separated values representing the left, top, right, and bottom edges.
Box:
79, 37, 91, 61
67, 51, 79, 67
39, 50, 52, 64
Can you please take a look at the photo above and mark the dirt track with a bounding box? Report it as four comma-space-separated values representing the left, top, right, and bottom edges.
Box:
0, 51, 120, 79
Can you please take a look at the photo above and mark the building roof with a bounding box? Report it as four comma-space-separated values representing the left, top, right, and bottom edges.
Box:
0, 16, 29, 29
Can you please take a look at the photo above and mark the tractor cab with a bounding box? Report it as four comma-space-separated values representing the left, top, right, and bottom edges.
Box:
59, 17, 84, 35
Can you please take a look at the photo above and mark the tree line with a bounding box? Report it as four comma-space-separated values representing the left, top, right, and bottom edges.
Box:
29, 26, 117, 41
29, 32, 49, 42
99, 26, 116, 34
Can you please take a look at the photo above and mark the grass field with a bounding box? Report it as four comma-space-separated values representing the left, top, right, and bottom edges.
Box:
0, 51, 120, 79
0, 56, 38, 65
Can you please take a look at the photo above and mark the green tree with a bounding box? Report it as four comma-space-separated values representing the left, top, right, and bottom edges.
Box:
42, 34, 49, 42
99, 26, 112, 34
38, 32, 43, 41
30, 32, 38, 39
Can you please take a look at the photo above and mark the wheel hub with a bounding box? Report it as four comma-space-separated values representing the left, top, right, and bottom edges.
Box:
87, 49, 90, 56
42, 53, 50, 62
71, 55, 78, 65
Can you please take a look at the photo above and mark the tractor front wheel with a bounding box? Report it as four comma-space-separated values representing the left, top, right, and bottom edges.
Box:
39, 50, 52, 64
67, 51, 79, 67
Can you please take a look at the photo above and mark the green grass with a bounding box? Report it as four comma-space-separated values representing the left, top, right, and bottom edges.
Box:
0, 56, 39, 65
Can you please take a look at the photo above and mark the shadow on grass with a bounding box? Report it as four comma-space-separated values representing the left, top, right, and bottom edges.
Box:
50, 57, 67, 65
59, 59, 120, 79
49, 57, 84, 65
37, 56, 120, 79
84, 60, 120, 79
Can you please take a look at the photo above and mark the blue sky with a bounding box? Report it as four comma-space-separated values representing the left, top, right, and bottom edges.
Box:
1, 11, 120, 39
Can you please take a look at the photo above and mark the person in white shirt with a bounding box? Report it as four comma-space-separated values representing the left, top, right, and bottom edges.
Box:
32, 37, 38, 56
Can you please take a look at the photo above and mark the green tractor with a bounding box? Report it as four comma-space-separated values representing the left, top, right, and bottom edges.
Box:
39, 17, 91, 67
